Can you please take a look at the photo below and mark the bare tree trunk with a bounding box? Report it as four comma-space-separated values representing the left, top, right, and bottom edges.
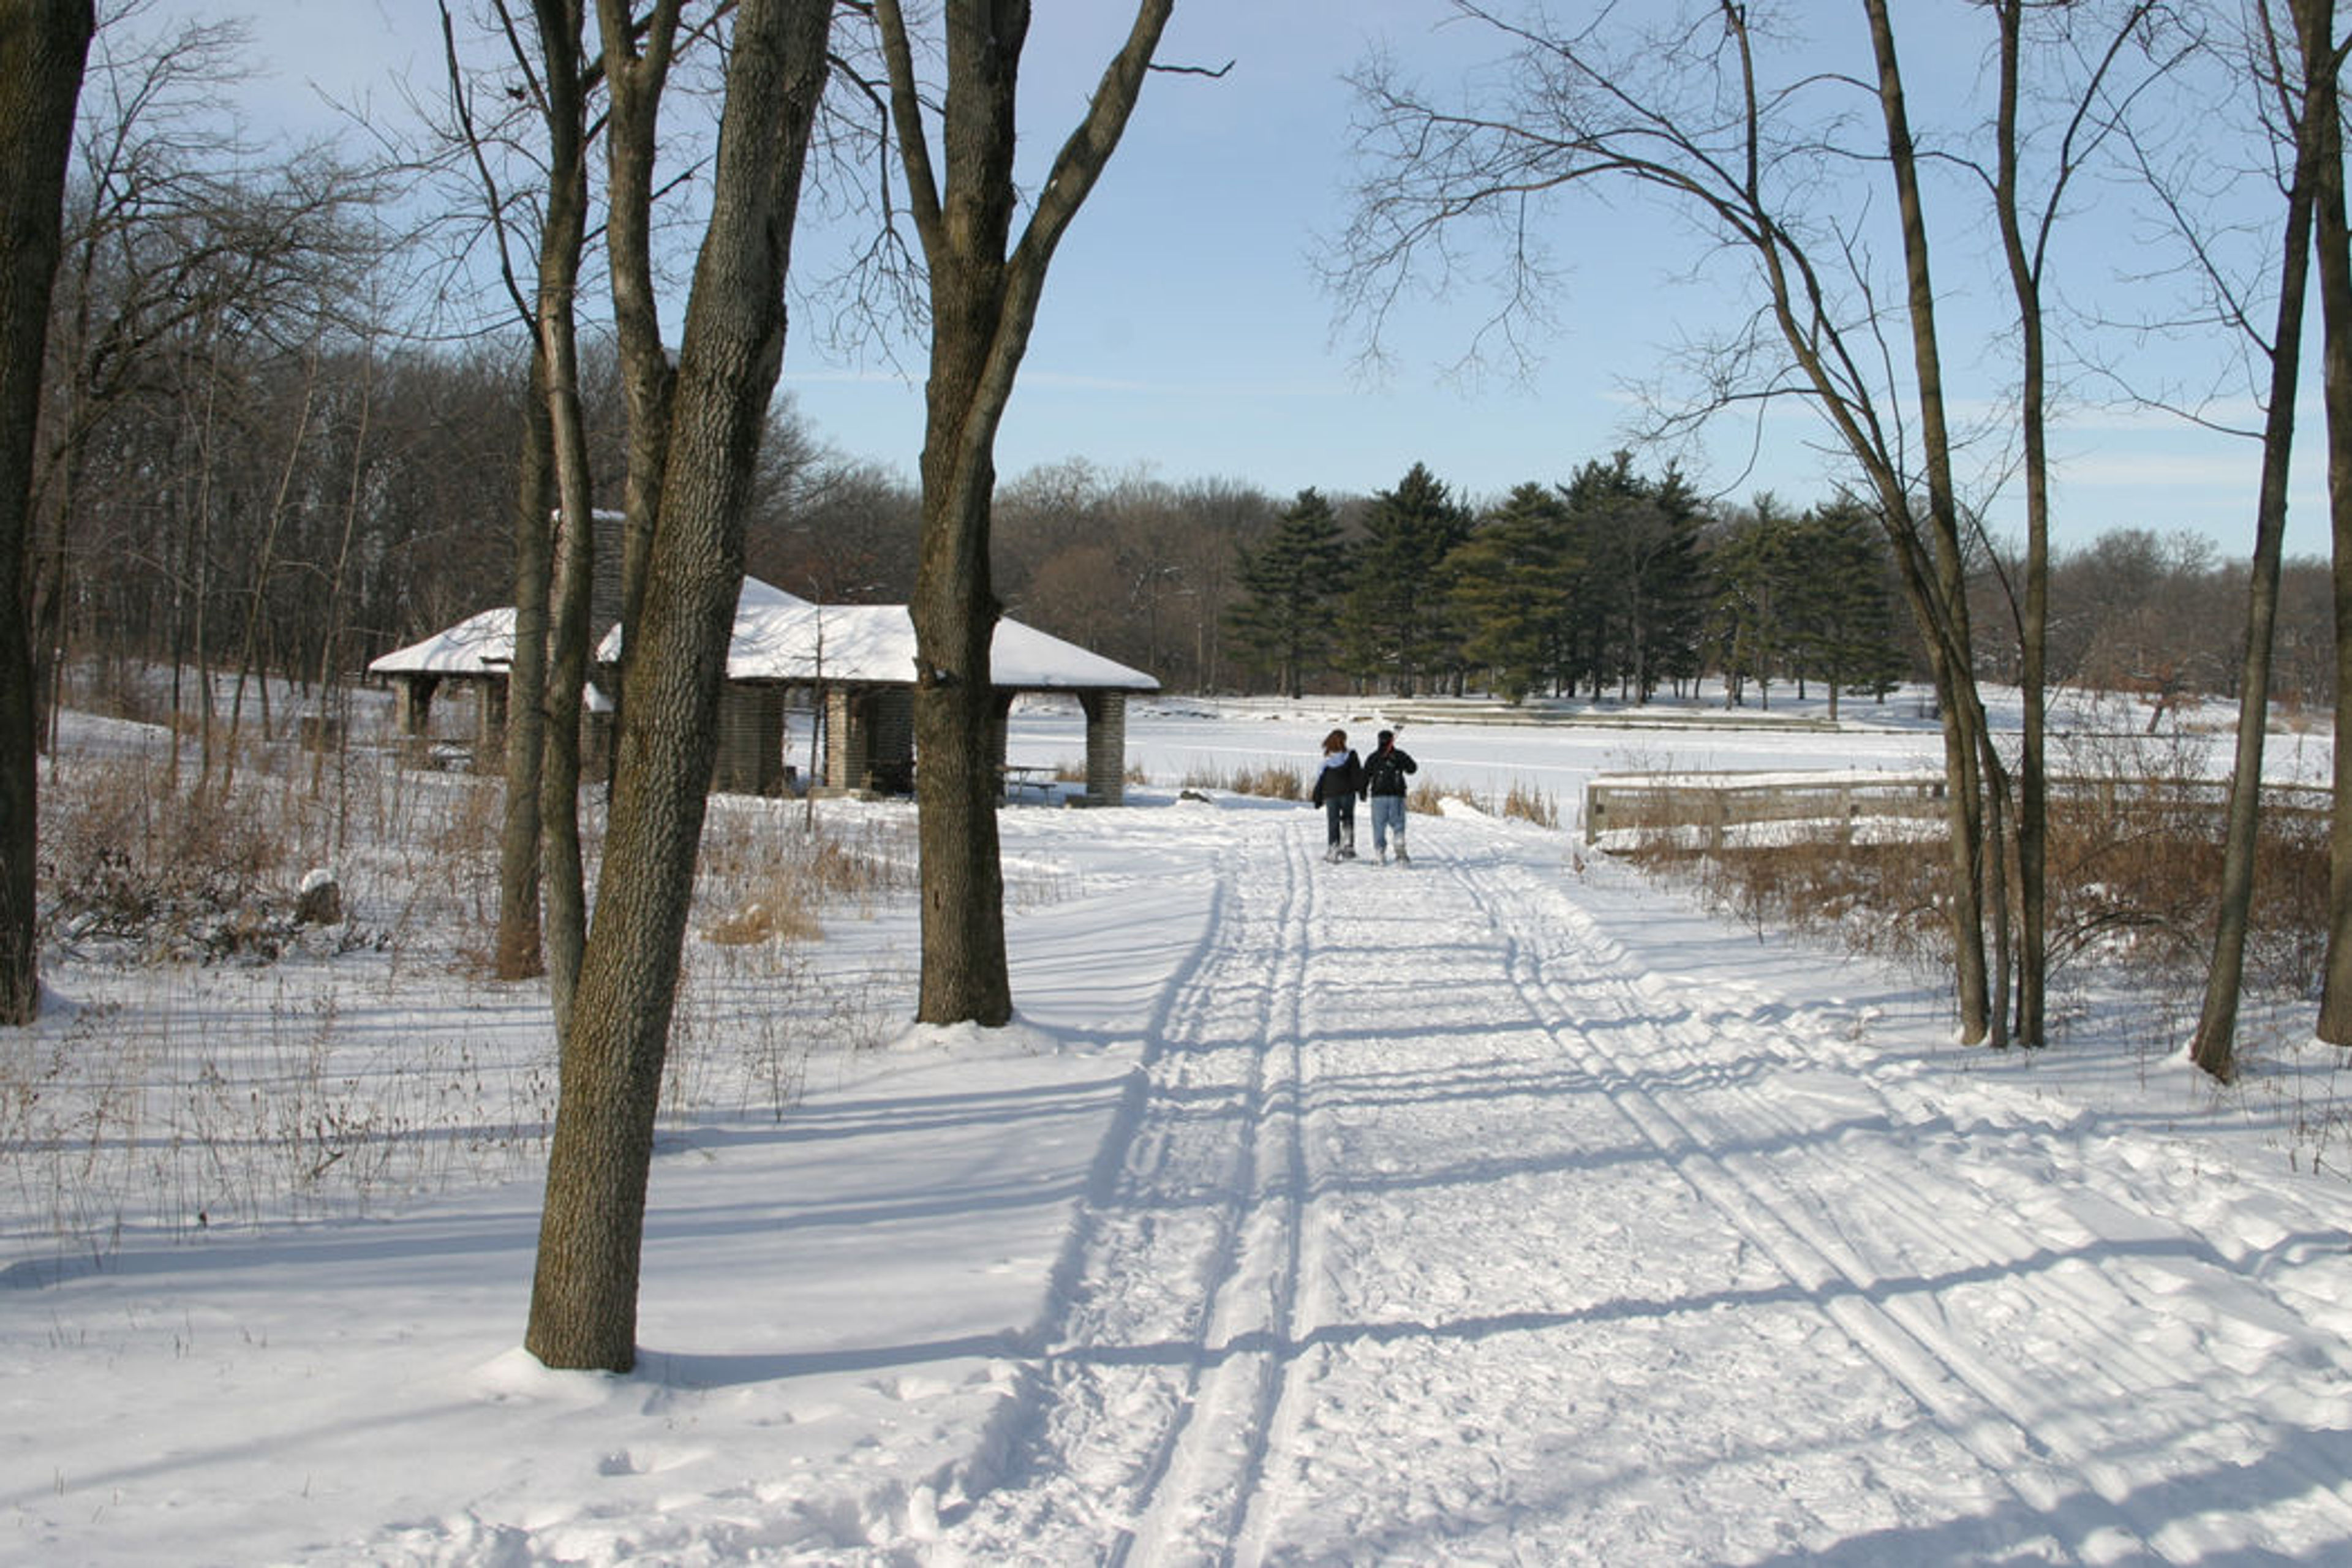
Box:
222, 347, 320, 797
2193, 0, 2328, 1081
530, 0, 596, 1018
1991, 0, 2049, 1047
190, 337, 222, 800
0, 0, 91, 1026
2310, 0, 2352, 1044
1711, 2, 1992, 1042
1977, 728, 2013, 1048
1864, 0, 1994, 1042
540, 420, 596, 1028
598, 0, 676, 680
526, 0, 834, 1374
496, 339, 555, 981
872, 0, 1174, 1026
309, 335, 377, 820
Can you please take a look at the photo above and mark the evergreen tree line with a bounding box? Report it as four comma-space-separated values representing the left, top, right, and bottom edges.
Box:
1224, 456, 1909, 711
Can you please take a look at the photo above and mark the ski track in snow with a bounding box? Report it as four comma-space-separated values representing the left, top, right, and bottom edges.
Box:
929, 808, 2352, 1566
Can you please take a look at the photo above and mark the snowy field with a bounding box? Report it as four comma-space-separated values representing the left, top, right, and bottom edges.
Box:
12, 690, 2352, 1564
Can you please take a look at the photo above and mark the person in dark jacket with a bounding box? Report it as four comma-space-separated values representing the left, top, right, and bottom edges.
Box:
1309, 727, 1363, 862
1362, 729, 1419, 865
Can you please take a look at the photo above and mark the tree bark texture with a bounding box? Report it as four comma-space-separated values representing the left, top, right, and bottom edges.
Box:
526, 0, 834, 1374
1865, 0, 1997, 1042
1991, 0, 2048, 1047
2192, 0, 2327, 1081
0, 0, 92, 1025
496, 337, 556, 982
873, 0, 1174, 1027
2308, 0, 2352, 1046
536, 0, 598, 1026
593, 0, 677, 673
496, 0, 595, 986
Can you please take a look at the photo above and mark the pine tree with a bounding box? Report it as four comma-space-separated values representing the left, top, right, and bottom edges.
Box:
1346, 462, 1474, 695
1559, 452, 1710, 700
1637, 466, 1711, 698
1226, 488, 1351, 697
1785, 499, 1907, 719
1706, 499, 1800, 708
1447, 482, 1578, 701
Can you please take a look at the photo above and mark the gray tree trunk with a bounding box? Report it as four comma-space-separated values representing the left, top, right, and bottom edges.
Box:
2308, 0, 2352, 1047
1991, 0, 2048, 1047
598, 0, 676, 686
533, 0, 597, 1024
496, 340, 554, 982
0, 0, 92, 1025
495, 0, 594, 990
538, 371, 595, 1031
526, 0, 834, 1374
872, 0, 1174, 1026
1863, 0, 1996, 1043
2192, 0, 2328, 1082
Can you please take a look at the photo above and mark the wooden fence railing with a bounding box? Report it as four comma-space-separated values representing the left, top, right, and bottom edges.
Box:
1583, 769, 2331, 847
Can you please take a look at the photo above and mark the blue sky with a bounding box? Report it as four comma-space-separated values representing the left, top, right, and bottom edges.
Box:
173, 0, 2329, 559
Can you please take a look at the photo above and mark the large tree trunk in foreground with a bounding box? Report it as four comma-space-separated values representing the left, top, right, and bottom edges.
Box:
0, 1, 93, 1026
873, 0, 1175, 1026
526, 0, 833, 1374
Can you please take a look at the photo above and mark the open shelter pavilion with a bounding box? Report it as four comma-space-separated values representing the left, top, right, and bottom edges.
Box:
364, 605, 523, 770
369, 578, 1158, 805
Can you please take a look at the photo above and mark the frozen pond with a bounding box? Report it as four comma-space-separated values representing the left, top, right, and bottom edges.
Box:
996, 688, 2326, 828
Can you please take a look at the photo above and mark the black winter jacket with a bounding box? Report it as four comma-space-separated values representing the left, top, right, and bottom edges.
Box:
1362, 744, 1418, 797
1311, 751, 1363, 805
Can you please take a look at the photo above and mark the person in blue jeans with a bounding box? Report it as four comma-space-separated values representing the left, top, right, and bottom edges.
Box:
1362, 729, 1418, 865
1310, 727, 1363, 861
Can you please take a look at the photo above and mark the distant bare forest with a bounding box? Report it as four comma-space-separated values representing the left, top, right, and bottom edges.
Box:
32, 301, 2324, 718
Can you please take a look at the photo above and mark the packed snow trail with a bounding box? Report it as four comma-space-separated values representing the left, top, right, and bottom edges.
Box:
932, 806, 2352, 1564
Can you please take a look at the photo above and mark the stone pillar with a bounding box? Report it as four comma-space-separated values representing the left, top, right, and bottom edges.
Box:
588, 509, 625, 649
473, 679, 508, 772
393, 675, 438, 740
824, 687, 862, 791
1079, 690, 1128, 806
823, 687, 918, 795
712, 683, 786, 796
869, 688, 915, 794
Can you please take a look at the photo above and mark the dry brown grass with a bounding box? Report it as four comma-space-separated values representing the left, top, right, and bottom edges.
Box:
40, 748, 328, 962
1180, 760, 1306, 801
1626, 782, 2329, 998
695, 805, 916, 944
703, 898, 826, 946
1501, 779, 1559, 828
1176, 763, 1553, 823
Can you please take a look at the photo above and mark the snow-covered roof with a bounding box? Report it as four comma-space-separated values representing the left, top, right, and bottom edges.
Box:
366, 606, 519, 677
377, 576, 1157, 693
705, 600, 1159, 692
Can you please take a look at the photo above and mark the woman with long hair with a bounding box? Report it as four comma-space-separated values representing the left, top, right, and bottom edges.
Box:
1310, 727, 1363, 862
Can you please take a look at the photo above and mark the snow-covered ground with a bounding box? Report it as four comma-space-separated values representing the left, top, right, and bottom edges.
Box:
12, 691, 2352, 1564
